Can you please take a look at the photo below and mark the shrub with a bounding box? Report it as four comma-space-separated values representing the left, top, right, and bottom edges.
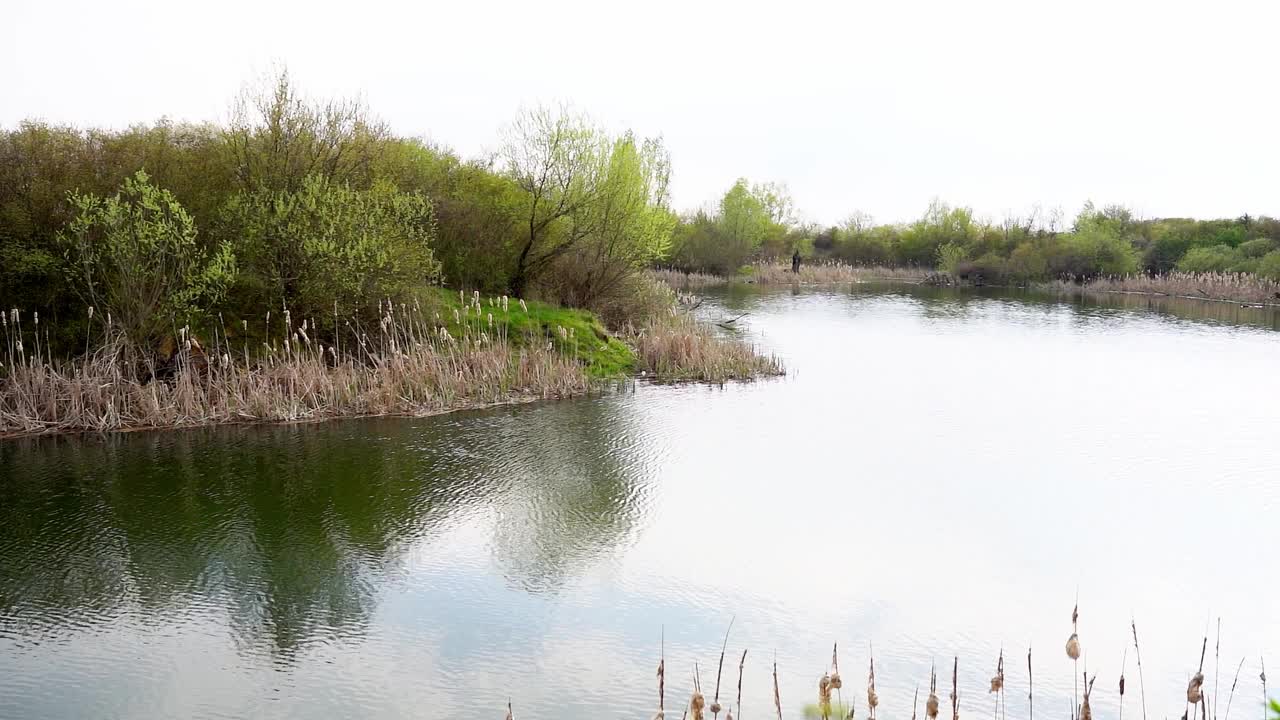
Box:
1238, 237, 1277, 258
221, 176, 440, 321
1176, 244, 1240, 273
1256, 250, 1280, 281
937, 242, 968, 274
59, 170, 235, 349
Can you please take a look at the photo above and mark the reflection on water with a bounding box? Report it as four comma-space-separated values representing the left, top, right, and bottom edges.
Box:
2, 286, 1278, 719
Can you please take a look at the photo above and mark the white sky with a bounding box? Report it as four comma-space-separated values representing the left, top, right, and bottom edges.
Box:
5, 0, 1278, 225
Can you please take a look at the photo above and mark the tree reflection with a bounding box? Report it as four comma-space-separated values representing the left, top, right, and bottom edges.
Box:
0, 403, 648, 656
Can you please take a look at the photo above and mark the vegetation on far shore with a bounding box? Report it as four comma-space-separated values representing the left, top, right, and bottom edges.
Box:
0, 71, 786, 436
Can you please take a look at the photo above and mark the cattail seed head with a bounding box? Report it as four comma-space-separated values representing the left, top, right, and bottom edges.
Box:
88, 306, 94, 319
1066, 633, 1081, 660
926, 692, 940, 719
710, 701, 721, 714
1119, 675, 1125, 696
691, 691, 705, 720
1187, 672, 1204, 704
831, 673, 843, 690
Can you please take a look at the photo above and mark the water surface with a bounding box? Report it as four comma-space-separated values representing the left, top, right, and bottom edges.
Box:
2, 285, 1277, 719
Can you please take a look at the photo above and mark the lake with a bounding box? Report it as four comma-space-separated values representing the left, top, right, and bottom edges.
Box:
2, 285, 1277, 720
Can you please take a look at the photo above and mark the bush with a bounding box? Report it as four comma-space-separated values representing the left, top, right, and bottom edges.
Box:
1238, 237, 1277, 258
955, 253, 1009, 285
1176, 245, 1241, 273
59, 170, 235, 349
1006, 242, 1049, 282
937, 242, 968, 274
221, 175, 440, 321
1255, 250, 1280, 281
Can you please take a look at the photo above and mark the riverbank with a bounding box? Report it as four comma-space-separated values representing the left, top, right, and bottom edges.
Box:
656, 263, 1280, 310
0, 289, 781, 438
1042, 271, 1280, 307
652, 262, 932, 290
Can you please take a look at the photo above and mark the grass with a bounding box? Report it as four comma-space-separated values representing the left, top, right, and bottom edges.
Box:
416, 287, 637, 378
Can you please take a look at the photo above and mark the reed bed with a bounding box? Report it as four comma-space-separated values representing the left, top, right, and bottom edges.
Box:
631, 311, 782, 382
0, 297, 590, 436
642, 613, 1273, 720
652, 263, 930, 291
1045, 272, 1280, 307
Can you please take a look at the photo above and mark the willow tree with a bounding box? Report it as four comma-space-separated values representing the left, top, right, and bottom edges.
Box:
500, 106, 608, 298
223, 68, 388, 193
550, 132, 675, 308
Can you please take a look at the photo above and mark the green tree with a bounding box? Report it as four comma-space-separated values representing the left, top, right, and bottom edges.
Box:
59, 170, 235, 350
717, 178, 773, 267
224, 69, 388, 193
501, 105, 608, 298
547, 133, 676, 307
221, 176, 440, 320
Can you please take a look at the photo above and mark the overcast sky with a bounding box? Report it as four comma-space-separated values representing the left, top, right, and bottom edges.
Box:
5, 0, 1278, 225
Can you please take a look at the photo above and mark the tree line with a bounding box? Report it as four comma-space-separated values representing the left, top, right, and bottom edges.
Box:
666, 193, 1280, 285
0, 72, 673, 354
5, 70, 1280, 356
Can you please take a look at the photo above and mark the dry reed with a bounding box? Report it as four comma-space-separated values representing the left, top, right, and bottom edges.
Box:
1, 300, 590, 436
1045, 272, 1280, 307
631, 312, 782, 382
651, 263, 930, 291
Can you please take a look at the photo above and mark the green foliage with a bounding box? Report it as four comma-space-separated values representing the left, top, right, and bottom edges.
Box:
1255, 250, 1280, 281
419, 287, 635, 377
221, 175, 440, 321
224, 69, 388, 193
937, 242, 968, 273
1238, 237, 1277, 258
59, 171, 235, 348
1176, 245, 1240, 273
898, 200, 977, 266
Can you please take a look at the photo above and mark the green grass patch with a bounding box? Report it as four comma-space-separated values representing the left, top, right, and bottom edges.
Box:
417, 287, 636, 378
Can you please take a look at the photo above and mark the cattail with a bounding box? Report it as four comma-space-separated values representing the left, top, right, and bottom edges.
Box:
1066, 634, 1081, 660
819, 674, 833, 717
33, 311, 38, 325
1188, 673, 1204, 704
488, 313, 494, 327
692, 691, 706, 720
928, 692, 940, 718
88, 306, 94, 319
832, 673, 844, 690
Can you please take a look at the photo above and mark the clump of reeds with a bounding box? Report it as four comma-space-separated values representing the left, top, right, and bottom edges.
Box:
650, 263, 932, 291
1, 297, 592, 436
631, 312, 782, 382
1044, 272, 1280, 307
